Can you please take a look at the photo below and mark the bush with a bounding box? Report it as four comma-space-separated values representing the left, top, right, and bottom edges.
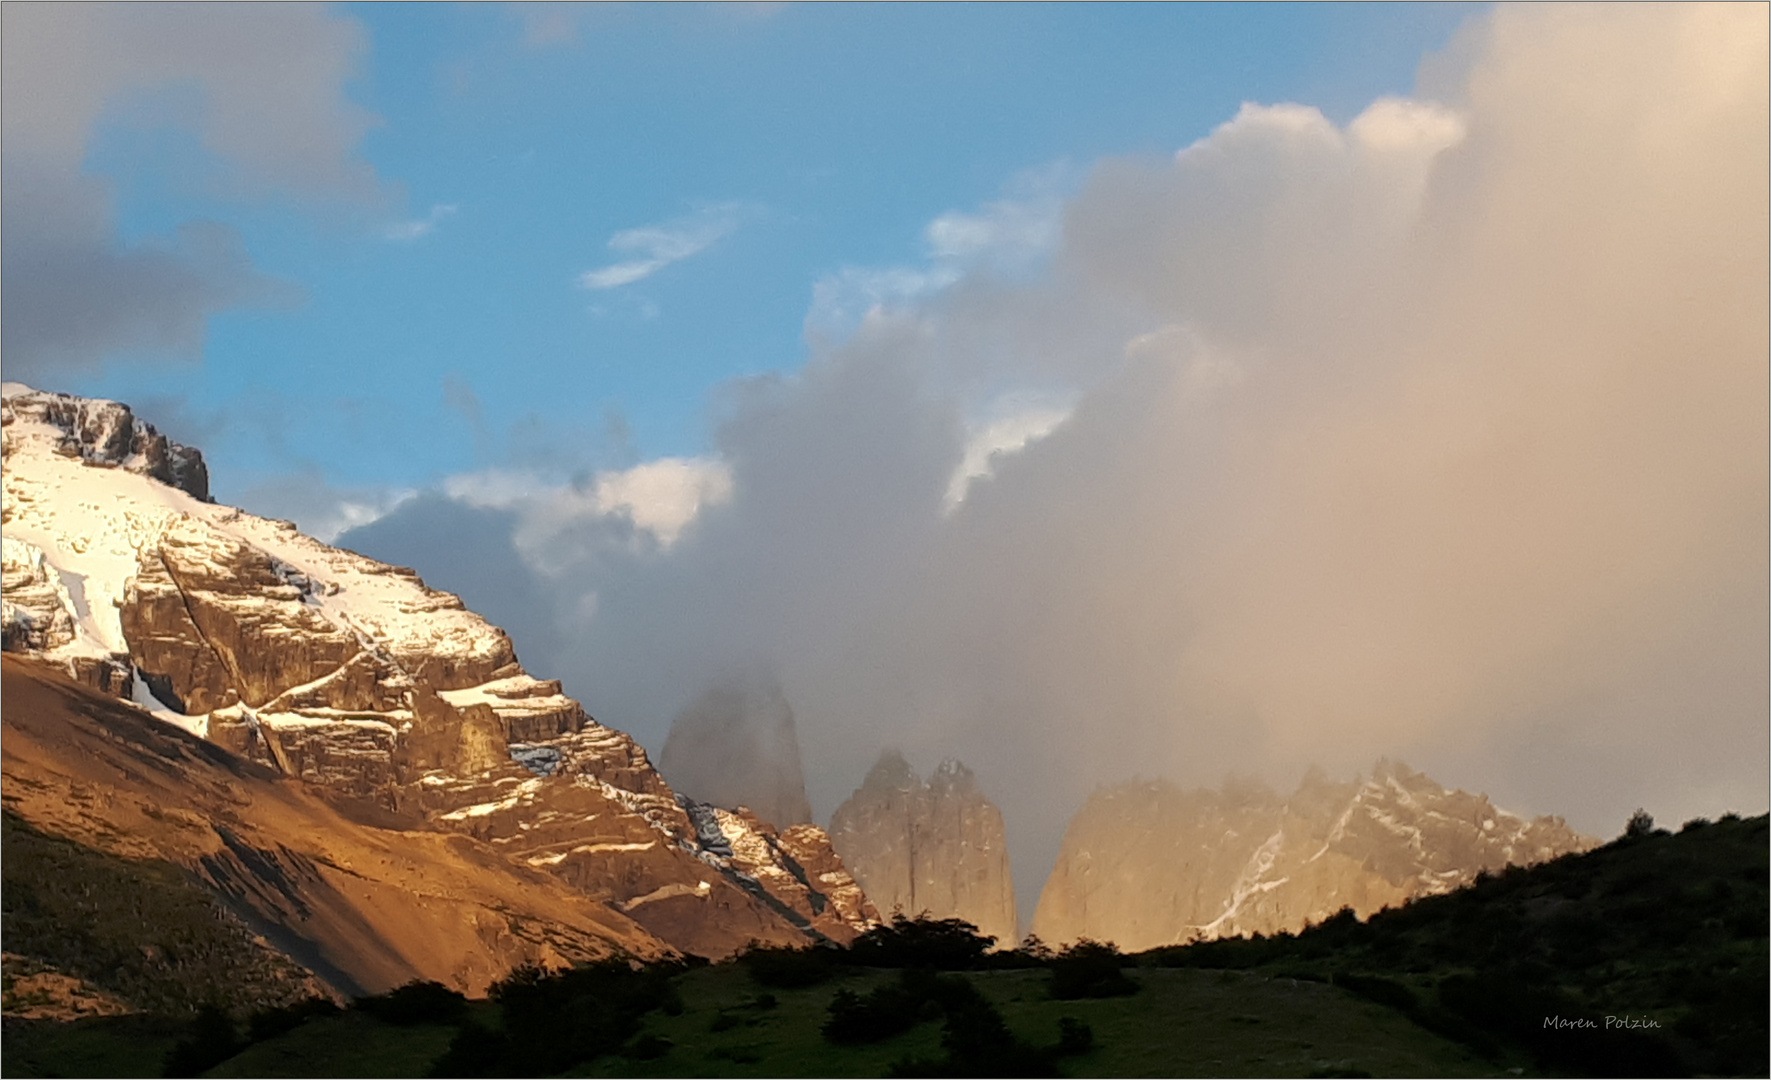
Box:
848, 913, 997, 970
887, 982, 1062, 1078
161, 1004, 241, 1078
823, 984, 925, 1044
740, 943, 840, 987
1049, 939, 1139, 999
429, 959, 687, 1077
353, 980, 469, 1026
246, 996, 341, 1042
1054, 1016, 1094, 1056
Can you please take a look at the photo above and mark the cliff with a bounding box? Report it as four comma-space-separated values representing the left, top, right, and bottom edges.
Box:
828, 751, 1017, 946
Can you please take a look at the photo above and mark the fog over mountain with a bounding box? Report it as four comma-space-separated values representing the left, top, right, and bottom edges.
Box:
340, 4, 1769, 915
661, 676, 816, 830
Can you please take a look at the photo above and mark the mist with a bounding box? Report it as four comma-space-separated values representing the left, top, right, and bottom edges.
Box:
339, 4, 1769, 912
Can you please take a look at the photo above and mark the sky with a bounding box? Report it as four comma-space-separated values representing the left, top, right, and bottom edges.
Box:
6, 3, 1767, 917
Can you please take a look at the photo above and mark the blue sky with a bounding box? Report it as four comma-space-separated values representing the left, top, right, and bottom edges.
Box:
19, 2, 1479, 501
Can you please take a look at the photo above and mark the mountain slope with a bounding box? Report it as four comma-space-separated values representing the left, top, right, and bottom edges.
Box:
1, 656, 669, 1001
0, 384, 876, 976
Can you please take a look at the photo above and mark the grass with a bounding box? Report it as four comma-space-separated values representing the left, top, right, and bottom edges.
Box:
1, 964, 1489, 1078
204, 1011, 460, 1079
301, 966, 1494, 1078
1, 1013, 189, 1078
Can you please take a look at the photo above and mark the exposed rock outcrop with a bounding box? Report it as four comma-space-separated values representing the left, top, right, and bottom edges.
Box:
828, 752, 1017, 946
0, 384, 876, 963
661, 677, 815, 829
1031, 761, 1597, 951
0, 383, 209, 500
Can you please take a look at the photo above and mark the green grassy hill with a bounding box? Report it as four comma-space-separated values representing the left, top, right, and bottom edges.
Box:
1148, 812, 1768, 1077
4, 813, 1763, 1079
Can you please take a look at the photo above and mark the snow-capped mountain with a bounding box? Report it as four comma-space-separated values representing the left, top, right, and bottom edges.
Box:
1, 384, 874, 965
1032, 759, 1596, 951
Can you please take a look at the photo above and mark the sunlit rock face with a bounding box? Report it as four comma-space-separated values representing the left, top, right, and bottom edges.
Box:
828, 751, 1018, 947
660, 677, 816, 829
0, 384, 874, 960
1032, 760, 1596, 952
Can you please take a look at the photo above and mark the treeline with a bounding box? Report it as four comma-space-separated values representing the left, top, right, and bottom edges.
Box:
160, 913, 1136, 1078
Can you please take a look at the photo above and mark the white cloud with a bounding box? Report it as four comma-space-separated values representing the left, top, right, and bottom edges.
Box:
943, 395, 1073, 510
592, 457, 736, 546
578, 203, 746, 290
443, 457, 734, 565
924, 195, 1062, 266
384, 203, 458, 241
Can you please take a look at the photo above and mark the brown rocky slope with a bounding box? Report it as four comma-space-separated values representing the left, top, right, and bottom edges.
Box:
1, 656, 668, 1000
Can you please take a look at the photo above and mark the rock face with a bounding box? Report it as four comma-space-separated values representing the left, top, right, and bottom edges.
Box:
827, 752, 1017, 946
660, 678, 815, 829
1031, 761, 1597, 951
0, 384, 875, 965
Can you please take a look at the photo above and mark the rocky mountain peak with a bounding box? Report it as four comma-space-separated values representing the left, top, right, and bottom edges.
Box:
858, 748, 919, 793
1, 387, 876, 974
2, 383, 209, 502
828, 751, 1018, 946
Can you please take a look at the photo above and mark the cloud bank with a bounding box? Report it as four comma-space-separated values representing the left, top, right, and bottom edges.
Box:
338, 5, 1768, 909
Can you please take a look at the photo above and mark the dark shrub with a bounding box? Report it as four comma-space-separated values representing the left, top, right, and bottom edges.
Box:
849, 912, 996, 970
353, 980, 469, 1026
886, 984, 1061, 1078
427, 1024, 509, 1079
1054, 1016, 1094, 1056
161, 1004, 241, 1078
430, 958, 687, 1077
1050, 939, 1139, 999
246, 996, 341, 1042
823, 984, 924, 1044
740, 943, 841, 987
